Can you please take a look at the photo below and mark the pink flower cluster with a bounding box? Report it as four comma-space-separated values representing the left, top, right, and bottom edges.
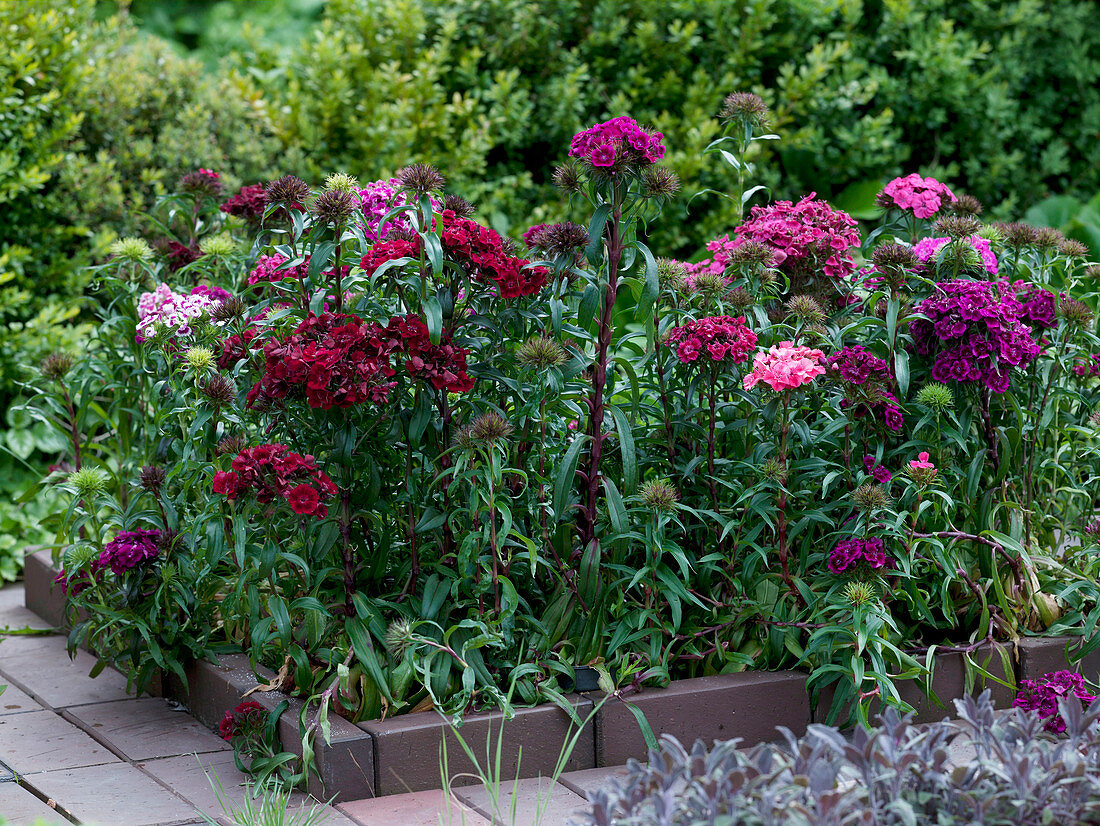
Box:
733, 194, 860, 280
743, 342, 826, 392
569, 116, 666, 169
136, 284, 227, 340
681, 235, 740, 287
827, 536, 888, 574
358, 178, 441, 241
664, 316, 757, 364
913, 235, 999, 276
877, 174, 956, 219
1014, 670, 1096, 733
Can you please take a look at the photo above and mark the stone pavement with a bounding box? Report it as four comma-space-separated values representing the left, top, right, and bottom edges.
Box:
0, 583, 616, 825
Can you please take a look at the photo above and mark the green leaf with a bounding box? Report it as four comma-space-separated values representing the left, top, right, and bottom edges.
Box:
579, 283, 601, 329
552, 434, 588, 523
607, 405, 637, 493
585, 204, 611, 265
346, 618, 395, 703
423, 295, 443, 344
578, 539, 601, 606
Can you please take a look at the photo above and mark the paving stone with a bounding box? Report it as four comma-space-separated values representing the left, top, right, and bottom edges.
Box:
0, 683, 45, 716
0, 781, 70, 825
21, 762, 197, 825
454, 777, 589, 826
0, 634, 132, 708
136, 750, 346, 823
557, 765, 631, 799
338, 788, 493, 826
67, 697, 229, 760
0, 709, 121, 773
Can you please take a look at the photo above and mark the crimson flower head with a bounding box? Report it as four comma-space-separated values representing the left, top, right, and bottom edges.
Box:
212, 444, 337, 520
664, 316, 757, 365
219, 700, 267, 741
286, 483, 322, 516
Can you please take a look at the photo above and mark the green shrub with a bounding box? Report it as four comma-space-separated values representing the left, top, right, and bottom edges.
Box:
240, 0, 1100, 253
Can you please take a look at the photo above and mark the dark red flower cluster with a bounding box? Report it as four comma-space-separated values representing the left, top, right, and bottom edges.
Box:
360, 212, 547, 299
212, 443, 337, 518
247, 312, 474, 409
218, 700, 267, 741
218, 327, 261, 370
663, 316, 757, 364
219, 184, 267, 223
153, 239, 201, 272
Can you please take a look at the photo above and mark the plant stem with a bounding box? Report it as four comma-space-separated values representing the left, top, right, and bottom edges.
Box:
775, 392, 797, 596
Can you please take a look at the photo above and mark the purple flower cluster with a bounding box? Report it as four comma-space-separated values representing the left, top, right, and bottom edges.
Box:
97, 529, 162, 575
862, 455, 892, 484
1073, 353, 1100, 378
829, 346, 888, 385
569, 116, 665, 169
1015, 282, 1058, 331
910, 280, 1043, 393
913, 235, 999, 276
827, 536, 888, 574
1014, 670, 1096, 733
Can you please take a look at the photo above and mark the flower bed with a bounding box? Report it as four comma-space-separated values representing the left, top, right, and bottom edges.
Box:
20, 93, 1100, 789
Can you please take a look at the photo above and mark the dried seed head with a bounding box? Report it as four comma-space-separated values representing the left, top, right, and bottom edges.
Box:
639, 478, 679, 512
516, 336, 568, 370
179, 169, 222, 197
323, 172, 359, 193
183, 347, 216, 372
726, 240, 777, 268
1034, 227, 1064, 251
934, 238, 984, 276
216, 433, 248, 456
499, 236, 521, 256
1059, 238, 1089, 259
1089, 410, 1100, 427
871, 242, 919, 271
932, 215, 982, 239
540, 222, 590, 259
656, 258, 687, 292
442, 194, 476, 218
640, 166, 681, 199
468, 412, 514, 446
40, 351, 75, 382
906, 464, 938, 487
727, 286, 754, 311
109, 237, 153, 264
210, 295, 246, 324
977, 223, 1004, 245
200, 374, 236, 407
997, 222, 1040, 250
552, 163, 583, 194
265, 174, 311, 205
691, 272, 728, 297
948, 194, 983, 216
719, 92, 770, 129
139, 465, 166, 493
396, 163, 446, 197
200, 232, 236, 258
70, 467, 109, 498
1060, 297, 1094, 327
312, 188, 357, 224
842, 580, 878, 607
383, 618, 415, 657
786, 294, 825, 324
915, 382, 954, 412
852, 483, 890, 513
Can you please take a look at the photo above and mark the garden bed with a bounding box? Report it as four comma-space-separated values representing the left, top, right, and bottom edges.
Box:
25, 547, 1100, 801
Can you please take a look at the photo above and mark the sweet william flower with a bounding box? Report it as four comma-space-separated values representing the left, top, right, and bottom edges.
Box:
910, 452, 934, 469
743, 342, 826, 392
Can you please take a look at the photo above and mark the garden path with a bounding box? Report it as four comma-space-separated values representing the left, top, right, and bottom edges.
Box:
0, 582, 614, 826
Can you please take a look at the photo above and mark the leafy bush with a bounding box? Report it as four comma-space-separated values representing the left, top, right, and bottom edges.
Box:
240, 0, 1100, 254
21, 89, 1100, 790
577, 691, 1100, 826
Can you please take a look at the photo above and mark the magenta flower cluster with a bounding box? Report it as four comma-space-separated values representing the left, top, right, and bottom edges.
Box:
357, 178, 441, 241
733, 194, 860, 280
827, 536, 888, 574
913, 235, 999, 276
97, 529, 162, 575
136, 284, 227, 340
681, 235, 739, 285
910, 280, 1043, 393
862, 455, 892, 484
829, 346, 887, 385
569, 116, 665, 169
664, 316, 757, 364
878, 174, 956, 219
1073, 353, 1100, 378
1015, 282, 1058, 330
1013, 670, 1097, 733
